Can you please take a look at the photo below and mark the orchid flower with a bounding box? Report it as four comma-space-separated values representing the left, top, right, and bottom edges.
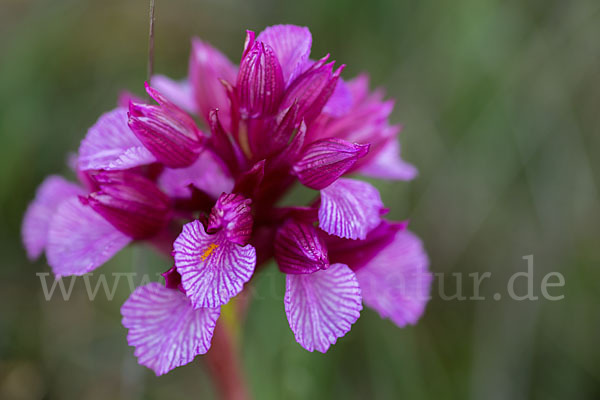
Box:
23, 24, 431, 376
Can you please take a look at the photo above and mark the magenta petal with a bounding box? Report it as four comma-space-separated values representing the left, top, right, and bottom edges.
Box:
327, 220, 408, 270
293, 138, 370, 190
356, 230, 432, 327
207, 193, 253, 245
285, 263, 362, 353
117, 91, 146, 108
150, 75, 196, 114
232, 160, 265, 198
78, 108, 156, 171
158, 151, 234, 199
281, 56, 344, 124
318, 178, 383, 240
22, 176, 84, 260
269, 121, 306, 170
128, 85, 205, 169
84, 171, 171, 239
360, 138, 418, 181
121, 282, 220, 376
236, 38, 285, 118
46, 198, 131, 277
256, 25, 312, 85
322, 78, 353, 117
190, 38, 237, 129
161, 266, 182, 290
275, 219, 329, 274
173, 220, 256, 308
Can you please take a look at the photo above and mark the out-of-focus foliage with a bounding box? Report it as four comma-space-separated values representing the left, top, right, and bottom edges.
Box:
1, 0, 599, 399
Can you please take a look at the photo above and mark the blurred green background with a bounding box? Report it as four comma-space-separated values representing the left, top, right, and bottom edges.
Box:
1, 0, 599, 399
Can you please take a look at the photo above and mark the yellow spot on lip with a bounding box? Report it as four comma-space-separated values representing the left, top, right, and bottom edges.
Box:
201, 244, 219, 261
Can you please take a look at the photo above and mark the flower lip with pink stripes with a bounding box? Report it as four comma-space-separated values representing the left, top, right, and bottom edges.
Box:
22, 24, 431, 376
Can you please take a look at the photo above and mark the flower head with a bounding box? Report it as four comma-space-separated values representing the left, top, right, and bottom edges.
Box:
23, 24, 431, 375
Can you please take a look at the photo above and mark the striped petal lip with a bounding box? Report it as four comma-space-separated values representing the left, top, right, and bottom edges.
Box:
173, 219, 256, 308
121, 282, 220, 376
285, 263, 362, 352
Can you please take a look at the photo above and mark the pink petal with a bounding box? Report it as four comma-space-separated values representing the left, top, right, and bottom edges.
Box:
22, 176, 84, 260
360, 138, 418, 181
346, 74, 370, 104
322, 78, 353, 117
121, 282, 220, 376
46, 198, 131, 277
232, 160, 265, 198
83, 171, 172, 240
158, 150, 234, 199
318, 178, 383, 240
207, 193, 253, 246
257, 25, 312, 85
236, 36, 285, 118
280, 56, 344, 124
128, 84, 205, 169
189, 38, 237, 128
78, 108, 156, 171
293, 138, 370, 190
275, 219, 329, 274
285, 263, 362, 353
173, 220, 256, 308
327, 220, 408, 270
356, 230, 432, 327
117, 91, 146, 108
150, 75, 196, 114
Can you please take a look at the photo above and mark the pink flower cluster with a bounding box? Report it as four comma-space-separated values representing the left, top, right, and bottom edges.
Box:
23, 25, 432, 375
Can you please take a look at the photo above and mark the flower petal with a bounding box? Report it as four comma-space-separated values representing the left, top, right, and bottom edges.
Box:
293, 138, 370, 190
322, 78, 352, 117
46, 198, 131, 277
128, 84, 205, 169
84, 171, 171, 239
359, 137, 418, 181
275, 219, 329, 274
236, 35, 284, 118
327, 220, 408, 270
158, 150, 234, 199
281, 56, 344, 124
285, 263, 362, 353
190, 38, 237, 128
257, 25, 312, 85
356, 230, 432, 327
150, 75, 196, 114
121, 282, 220, 376
173, 220, 256, 308
78, 108, 156, 171
22, 176, 84, 260
318, 178, 383, 240
207, 193, 253, 246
